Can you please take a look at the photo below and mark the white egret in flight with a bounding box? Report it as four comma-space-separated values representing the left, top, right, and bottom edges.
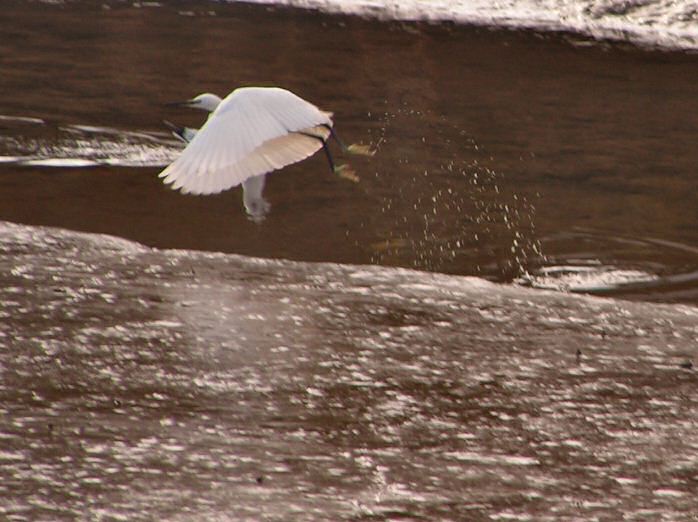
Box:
164, 120, 271, 221
160, 87, 372, 203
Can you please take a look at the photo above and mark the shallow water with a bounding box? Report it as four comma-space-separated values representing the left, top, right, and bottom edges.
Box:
3, 2, 698, 519
3, 221, 698, 520
2, 0, 698, 301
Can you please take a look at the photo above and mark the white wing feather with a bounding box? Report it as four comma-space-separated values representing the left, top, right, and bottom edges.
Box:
159, 87, 333, 195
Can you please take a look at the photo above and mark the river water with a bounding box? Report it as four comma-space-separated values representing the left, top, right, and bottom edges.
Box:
3, 221, 698, 521
2, 0, 698, 520
3, 0, 698, 299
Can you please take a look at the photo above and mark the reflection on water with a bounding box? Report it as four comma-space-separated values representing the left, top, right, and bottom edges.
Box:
0, 118, 177, 167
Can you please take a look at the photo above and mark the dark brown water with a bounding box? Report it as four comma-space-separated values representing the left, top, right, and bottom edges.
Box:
3, 0, 698, 300
3, 2, 698, 520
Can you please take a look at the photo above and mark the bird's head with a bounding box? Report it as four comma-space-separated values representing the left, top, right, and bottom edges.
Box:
167, 93, 222, 112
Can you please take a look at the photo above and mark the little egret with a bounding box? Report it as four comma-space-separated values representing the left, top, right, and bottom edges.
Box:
160, 87, 372, 198
164, 120, 271, 221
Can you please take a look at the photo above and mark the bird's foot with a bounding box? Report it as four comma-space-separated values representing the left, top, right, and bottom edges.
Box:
334, 164, 359, 183
244, 198, 271, 223
346, 143, 376, 157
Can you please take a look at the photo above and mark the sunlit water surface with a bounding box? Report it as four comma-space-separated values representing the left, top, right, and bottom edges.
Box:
3, 1, 698, 519
2, 222, 698, 520
3, 0, 698, 301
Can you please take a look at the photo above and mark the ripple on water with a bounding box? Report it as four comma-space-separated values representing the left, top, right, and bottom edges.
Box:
0, 120, 180, 168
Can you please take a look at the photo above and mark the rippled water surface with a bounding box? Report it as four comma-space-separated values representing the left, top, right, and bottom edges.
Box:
3, 222, 698, 521
3, 0, 698, 300
3, 1, 698, 520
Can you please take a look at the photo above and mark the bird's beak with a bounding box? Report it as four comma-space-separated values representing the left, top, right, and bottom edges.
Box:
164, 99, 195, 108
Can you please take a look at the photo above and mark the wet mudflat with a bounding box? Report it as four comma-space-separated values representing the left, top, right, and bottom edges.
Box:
2, 222, 698, 520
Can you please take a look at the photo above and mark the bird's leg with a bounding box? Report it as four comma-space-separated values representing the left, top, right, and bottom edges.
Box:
321, 140, 337, 173
299, 131, 335, 172
321, 124, 375, 157
299, 132, 358, 182
322, 124, 347, 151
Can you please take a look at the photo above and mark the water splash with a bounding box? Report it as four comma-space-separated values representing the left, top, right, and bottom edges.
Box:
368, 105, 541, 280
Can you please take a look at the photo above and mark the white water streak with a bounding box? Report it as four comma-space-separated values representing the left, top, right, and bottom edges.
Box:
234, 0, 698, 50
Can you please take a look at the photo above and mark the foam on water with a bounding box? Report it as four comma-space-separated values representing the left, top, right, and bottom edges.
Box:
235, 0, 698, 50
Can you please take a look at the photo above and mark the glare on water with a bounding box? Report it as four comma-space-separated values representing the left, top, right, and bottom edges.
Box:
3, 1, 698, 520
3, 222, 698, 520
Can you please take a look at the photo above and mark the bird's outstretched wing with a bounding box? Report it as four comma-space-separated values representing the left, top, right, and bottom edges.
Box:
159, 87, 333, 195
